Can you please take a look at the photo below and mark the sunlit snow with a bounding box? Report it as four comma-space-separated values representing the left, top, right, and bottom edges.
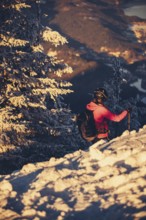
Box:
0, 127, 146, 219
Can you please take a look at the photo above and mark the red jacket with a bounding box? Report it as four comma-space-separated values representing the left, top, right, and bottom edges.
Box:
86, 102, 128, 139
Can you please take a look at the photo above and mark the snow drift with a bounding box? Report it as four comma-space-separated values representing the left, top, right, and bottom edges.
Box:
0, 126, 146, 220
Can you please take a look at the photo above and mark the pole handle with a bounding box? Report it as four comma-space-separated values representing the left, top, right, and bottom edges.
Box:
128, 112, 130, 131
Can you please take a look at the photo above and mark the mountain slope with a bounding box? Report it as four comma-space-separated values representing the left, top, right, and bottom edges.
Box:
42, 0, 146, 113
0, 126, 146, 220
43, 0, 146, 79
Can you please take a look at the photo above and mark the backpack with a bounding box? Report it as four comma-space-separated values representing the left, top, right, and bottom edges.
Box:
76, 109, 97, 142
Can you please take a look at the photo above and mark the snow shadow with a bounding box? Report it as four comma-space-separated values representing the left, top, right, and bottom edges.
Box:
0, 140, 87, 175
4, 169, 42, 214
65, 203, 136, 220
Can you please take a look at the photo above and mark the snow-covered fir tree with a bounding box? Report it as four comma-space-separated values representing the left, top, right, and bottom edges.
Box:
104, 57, 146, 139
0, 0, 85, 169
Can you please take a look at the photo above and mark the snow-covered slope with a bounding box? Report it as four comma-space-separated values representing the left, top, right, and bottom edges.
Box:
0, 127, 146, 220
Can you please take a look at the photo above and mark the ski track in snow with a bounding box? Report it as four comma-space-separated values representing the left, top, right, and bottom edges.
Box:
0, 127, 146, 220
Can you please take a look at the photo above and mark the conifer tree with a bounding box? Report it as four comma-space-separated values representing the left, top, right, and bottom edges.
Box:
104, 57, 145, 138
0, 0, 84, 165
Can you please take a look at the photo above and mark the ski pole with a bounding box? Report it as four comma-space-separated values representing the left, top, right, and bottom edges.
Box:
128, 112, 130, 131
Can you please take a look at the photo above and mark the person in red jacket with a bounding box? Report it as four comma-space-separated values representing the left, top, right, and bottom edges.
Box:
86, 88, 130, 142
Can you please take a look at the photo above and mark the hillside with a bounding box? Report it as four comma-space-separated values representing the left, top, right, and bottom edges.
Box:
41, 0, 146, 112
43, 0, 146, 77
0, 126, 146, 220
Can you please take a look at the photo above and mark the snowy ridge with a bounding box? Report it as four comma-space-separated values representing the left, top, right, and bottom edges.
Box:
0, 127, 146, 220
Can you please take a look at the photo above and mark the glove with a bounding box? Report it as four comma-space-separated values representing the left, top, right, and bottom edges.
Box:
127, 107, 132, 113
